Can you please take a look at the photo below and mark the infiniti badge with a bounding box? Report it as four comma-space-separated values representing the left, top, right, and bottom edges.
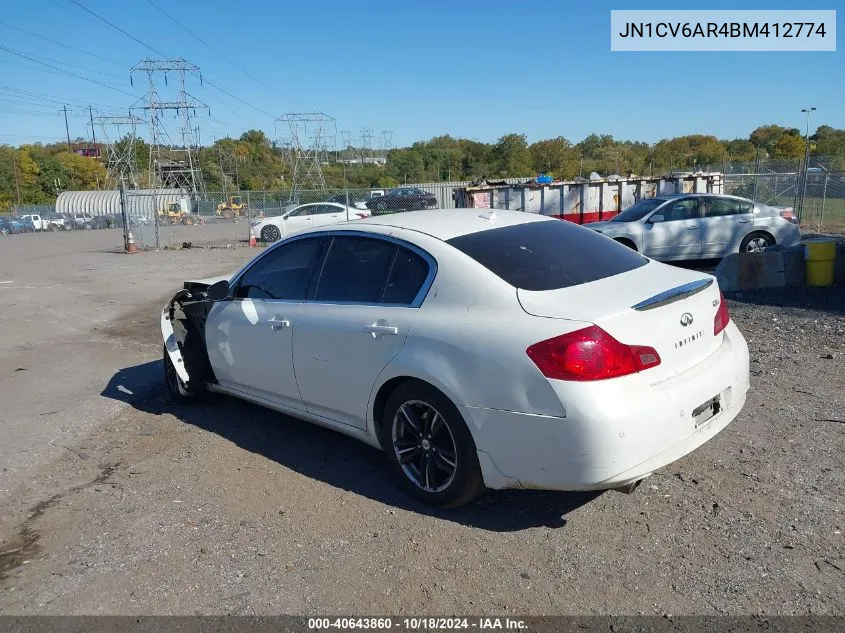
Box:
680, 312, 694, 326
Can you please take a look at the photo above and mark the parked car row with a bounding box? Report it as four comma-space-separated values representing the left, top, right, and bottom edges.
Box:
2, 213, 122, 234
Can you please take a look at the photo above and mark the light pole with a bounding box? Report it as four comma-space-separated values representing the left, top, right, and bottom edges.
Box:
799, 106, 816, 220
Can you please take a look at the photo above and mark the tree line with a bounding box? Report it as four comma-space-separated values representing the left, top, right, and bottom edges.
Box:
2, 123, 844, 211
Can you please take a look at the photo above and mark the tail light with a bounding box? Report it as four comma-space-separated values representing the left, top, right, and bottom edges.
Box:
779, 208, 798, 224
526, 325, 661, 382
714, 290, 730, 335
355, 212, 369, 218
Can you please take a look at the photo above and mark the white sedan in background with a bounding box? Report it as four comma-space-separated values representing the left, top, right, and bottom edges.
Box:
162, 209, 750, 508
250, 202, 371, 243
586, 193, 801, 260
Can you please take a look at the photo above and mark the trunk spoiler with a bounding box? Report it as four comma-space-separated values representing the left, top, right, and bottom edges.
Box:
631, 278, 714, 312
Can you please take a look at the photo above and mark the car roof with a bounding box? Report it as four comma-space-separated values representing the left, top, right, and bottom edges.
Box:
654, 193, 751, 201
350, 208, 552, 241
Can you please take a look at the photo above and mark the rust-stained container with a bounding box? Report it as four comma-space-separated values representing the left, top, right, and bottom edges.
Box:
454, 173, 724, 224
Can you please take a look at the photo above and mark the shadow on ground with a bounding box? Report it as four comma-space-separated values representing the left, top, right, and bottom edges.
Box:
101, 360, 598, 531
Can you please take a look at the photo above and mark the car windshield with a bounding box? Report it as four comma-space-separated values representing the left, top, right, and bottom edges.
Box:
610, 198, 666, 222
446, 220, 648, 291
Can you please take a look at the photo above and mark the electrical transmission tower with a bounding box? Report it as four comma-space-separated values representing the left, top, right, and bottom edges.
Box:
339, 130, 352, 163
381, 130, 394, 164
360, 127, 374, 164
130, 59, 207, 195
91, 115, 145, 189
276, 112, 336, 196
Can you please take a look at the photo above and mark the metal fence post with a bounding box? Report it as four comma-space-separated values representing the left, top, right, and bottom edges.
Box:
152, 192, 160, 249
820, 174, 829, 227
119, 177, 129, 252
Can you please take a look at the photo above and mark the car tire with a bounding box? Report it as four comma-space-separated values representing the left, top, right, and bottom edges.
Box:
163, 343, 196, 402
0, 227, 8, 235
740, 232, 774, 253
260, 224, 281, 243
380, 380, 486, 509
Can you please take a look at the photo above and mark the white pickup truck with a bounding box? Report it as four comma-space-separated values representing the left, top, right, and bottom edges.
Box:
19, 214, 46, 231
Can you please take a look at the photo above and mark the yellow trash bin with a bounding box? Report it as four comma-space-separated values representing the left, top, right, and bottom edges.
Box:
803, 237, 837, 287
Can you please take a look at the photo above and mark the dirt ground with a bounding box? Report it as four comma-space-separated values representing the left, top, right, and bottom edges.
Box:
0, 227, 843, 616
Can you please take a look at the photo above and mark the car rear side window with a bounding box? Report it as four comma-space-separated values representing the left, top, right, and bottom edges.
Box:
383, 247, 429, 305
446, 220, 648, 291
235, 237, 324, 300
315, 236, 396, 303
704, 197, 750, 217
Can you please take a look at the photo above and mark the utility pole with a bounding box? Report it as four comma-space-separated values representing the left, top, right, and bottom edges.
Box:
63, 105, 72, 149
13, 159, 21, 205
799, 106, 816, 221
88, 105, 96, 145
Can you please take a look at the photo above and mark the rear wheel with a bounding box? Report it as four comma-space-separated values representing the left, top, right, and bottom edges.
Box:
740, 232, 773, 253
380, 381, 486, 508
260, 224, 281, 243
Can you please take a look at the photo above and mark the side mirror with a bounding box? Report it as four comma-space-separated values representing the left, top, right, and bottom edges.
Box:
648, 214, 665, 224
206, 280, 230, 301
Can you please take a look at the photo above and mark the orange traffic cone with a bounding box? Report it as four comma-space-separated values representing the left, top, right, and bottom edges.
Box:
249, 234, 257, 247
126, 231, 138, 254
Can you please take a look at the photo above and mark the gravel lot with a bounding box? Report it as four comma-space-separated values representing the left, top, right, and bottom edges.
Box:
0, 227, 843, 616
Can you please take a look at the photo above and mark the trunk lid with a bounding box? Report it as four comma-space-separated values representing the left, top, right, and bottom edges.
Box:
517, 262, 724, 382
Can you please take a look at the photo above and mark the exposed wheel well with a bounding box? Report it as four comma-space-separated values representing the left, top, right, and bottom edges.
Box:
614, 237, 637, 251
747, 230, 775, 242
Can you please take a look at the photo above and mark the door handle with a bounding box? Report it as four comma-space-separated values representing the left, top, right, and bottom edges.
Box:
737, 219, 750, 224
687, 226, 699, 230
366, 324, 398, 336
268, 315, 291, 329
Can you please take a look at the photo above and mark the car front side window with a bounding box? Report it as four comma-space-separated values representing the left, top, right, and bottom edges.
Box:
661, 198, 700, 221
234, 237, 325, 301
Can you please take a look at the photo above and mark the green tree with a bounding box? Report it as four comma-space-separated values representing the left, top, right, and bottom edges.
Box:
771, 134, 806, 158
491, 133, 532, 177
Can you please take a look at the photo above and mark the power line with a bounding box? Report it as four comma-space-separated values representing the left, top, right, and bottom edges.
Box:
0, 45, 138, 97
146, 0, 305, 108
198, 76, 278, 120
65, 0, 279, 123
67, 0, 167, 58
0, 19, 129, 68
0, 44, 126, 82
0, 85, 126, 111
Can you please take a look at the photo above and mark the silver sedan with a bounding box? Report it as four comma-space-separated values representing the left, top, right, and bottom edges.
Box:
585, 193, 801, 261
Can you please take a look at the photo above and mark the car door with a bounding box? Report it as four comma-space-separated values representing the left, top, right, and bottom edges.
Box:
292, 236, 433, 429
701, 197, 755, 257
643, 197, 702, 260
314, 203, 346, 227
204, 236, 327, 410
282, 204, 320, 236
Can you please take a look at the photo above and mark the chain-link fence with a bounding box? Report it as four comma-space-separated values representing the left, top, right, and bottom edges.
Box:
3, 163, 844, 243
722, 156, 845, 231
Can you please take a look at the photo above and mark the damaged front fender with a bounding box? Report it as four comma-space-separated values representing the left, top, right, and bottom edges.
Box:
162, 290, 192, 385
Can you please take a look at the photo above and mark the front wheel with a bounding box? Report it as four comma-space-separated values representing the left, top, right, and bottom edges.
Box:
740, 232, 774, 253
260, 224, 281, 243
380, 381, 486, 508
163, 343, 200, 403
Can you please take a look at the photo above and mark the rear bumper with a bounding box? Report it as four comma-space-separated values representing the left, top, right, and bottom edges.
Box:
464, 321, 750, 491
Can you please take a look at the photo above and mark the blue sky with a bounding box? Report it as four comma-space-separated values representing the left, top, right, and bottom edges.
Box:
0, 0, 841, 148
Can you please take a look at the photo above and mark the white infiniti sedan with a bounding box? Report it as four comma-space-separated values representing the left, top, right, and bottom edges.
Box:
250, 202, 370, 243
161, 209, 750, 508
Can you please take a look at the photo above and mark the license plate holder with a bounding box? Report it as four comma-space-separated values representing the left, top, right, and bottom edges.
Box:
692, 394, 721, 428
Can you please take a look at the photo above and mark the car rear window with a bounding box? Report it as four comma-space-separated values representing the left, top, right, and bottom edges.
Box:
446, 219, 649, 291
